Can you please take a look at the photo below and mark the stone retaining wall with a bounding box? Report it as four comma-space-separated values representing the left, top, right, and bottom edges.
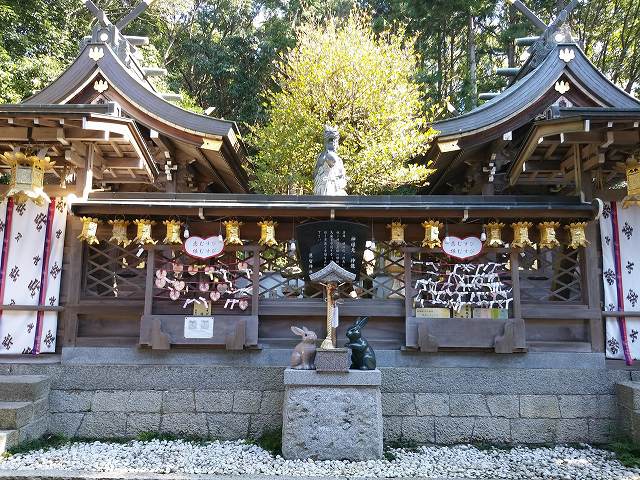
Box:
4, 361, 633, 445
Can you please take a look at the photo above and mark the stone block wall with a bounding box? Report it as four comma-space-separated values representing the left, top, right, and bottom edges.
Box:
5, 361, 634, 445
379, 367, 628, 445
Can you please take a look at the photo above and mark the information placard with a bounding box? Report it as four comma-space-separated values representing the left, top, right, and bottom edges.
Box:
184, 316, 214, 338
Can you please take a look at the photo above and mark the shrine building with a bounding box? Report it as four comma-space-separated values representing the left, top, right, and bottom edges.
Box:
0, 0, 639, 449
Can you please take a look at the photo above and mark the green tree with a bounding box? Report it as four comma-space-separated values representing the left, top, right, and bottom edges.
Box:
248, 11, 435, 195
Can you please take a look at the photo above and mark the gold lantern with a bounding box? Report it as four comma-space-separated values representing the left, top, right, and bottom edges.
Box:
387, 221, 406, 246
163, 220, 183, 245
108, 220, 131, 247
538, 221, 561, 249
511, 221, 534, 248
0, 152, 55, 205
566, 222, 589, 249
78, 217, 100, 245
623, 159, 640, 208
421, 220, 443, 248
484, 221, 505, 247
133, 219, 157, 245
257, 220, 278, 247
223, 219, 243, 245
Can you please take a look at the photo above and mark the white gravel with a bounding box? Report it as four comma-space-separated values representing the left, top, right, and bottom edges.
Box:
0, 440, 639, 479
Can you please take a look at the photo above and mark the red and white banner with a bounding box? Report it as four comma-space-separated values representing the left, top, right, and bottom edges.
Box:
0, 198, 66, 354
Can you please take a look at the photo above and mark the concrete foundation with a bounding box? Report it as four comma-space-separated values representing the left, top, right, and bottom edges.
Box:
281, 369, 383, 460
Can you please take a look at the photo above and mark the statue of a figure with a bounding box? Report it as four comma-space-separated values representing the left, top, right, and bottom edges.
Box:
314, 126, 347, 196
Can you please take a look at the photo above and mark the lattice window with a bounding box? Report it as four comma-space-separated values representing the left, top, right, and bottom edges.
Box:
152, 247, 254, 315
519, 247, 583, 303
83, 242, 146, 298
257, 241, 407, 300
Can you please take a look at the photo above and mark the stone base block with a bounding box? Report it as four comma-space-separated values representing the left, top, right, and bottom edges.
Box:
315, 348, 350, 372
282, 368, 382, 461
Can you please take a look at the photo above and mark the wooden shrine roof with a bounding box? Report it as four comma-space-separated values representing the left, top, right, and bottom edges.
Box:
70, 192, 597, 220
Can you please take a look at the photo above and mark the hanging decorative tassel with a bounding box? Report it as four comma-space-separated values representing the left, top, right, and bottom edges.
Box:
538, 221, 560, 249
257, 220, 278, 247
566, 222, 589, 249
163, 219, 183, 245
511, 221, 534, 248
78, 217, 100, 245
484, 221, 505, 247
421, 220, 443, 248
223, 219, 243, 245
133, 219, 157, 245
387, 221, 406, 246
108, 219, 131, 247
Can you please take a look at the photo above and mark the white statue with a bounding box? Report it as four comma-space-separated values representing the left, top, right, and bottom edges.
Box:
313, 125, 347, 195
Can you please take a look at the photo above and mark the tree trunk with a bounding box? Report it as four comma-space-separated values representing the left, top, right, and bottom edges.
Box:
468, 14, 478, 110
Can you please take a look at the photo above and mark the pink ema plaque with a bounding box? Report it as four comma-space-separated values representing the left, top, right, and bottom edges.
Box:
442, 236, 483, 260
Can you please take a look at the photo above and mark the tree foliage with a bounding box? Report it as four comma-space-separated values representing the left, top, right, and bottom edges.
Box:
248, 12, 436, 195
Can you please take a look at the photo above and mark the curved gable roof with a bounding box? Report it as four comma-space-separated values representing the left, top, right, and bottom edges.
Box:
433, 43, 640, 141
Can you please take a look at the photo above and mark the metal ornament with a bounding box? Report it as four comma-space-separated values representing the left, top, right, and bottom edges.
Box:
566, 222, 589, 249
133, 219, 157, 245
78, 217, 100, 245
623, 160, 640, 208
257, 220, 278, 247
223, 219, 243, 245
0, 152, 55, 205
108, 219, 131, 247
421, 220, 443, 248
538, 222, 561, 249
511, 222, 534, 248
485, 222, 505, 247
387, 221, 406, 246
163, 220, 183, 245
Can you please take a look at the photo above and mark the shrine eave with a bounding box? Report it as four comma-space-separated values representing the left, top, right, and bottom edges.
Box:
69, 192, 597, 220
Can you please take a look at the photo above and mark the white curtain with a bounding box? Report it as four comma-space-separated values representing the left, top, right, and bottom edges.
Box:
600, 201, 640, 363
0, 198, 67, 354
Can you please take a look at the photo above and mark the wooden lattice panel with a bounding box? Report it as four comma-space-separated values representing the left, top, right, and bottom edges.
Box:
518, 247, 583, 304
83, 242, 146, 299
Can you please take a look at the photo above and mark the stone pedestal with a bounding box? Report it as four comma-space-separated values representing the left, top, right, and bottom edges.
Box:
282, 368, 383, 461
315, 347, 350, 372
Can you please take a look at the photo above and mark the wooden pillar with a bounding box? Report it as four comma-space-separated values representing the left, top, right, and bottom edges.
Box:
61, 216, 83, 346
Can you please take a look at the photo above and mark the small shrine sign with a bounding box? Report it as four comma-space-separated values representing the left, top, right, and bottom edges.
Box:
442, 236, 483, 260
184, 235, 224, 259
184, 316, 214, 338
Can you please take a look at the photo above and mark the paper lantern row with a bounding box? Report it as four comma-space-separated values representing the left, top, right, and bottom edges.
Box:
77, 218, 279, 247
387, 220, 589, 250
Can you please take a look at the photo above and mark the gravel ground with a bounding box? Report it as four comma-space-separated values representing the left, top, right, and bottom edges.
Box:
0, 440, 639, 479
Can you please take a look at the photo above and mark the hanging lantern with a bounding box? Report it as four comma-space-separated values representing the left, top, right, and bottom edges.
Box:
484, 221, 505, 247
538, 221, 560, 249
133, 219, 157, 245
421, 220, 443, 249
257, 220, 278, 247
511, 221, 534, 248
78, 217, 100, 245
387, 221, 406, 246
108, 220, 131, 247
566, 222, 589, 249
623, 159, 640, 208
163, 220, 183, 245
223, 219, 243, 245
0, 152, 55, 205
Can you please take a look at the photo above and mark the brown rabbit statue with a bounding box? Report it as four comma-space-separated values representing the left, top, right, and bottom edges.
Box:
290, 326, 317, 369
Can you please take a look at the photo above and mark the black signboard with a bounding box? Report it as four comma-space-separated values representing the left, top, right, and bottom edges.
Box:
296, 220, 368, 281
